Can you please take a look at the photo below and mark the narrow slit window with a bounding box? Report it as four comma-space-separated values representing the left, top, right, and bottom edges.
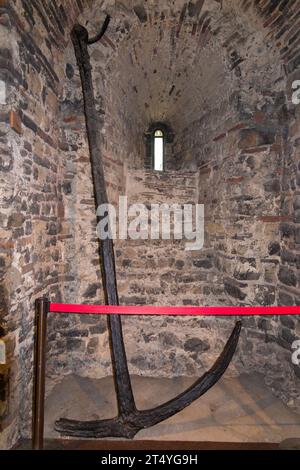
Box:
154, 129, 164, 171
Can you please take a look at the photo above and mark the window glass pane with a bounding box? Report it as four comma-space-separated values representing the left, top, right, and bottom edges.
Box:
155, 130, 163, 137
154, 136, 163, 171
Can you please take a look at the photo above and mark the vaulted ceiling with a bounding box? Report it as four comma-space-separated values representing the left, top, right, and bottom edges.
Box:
73, 0, 283, 136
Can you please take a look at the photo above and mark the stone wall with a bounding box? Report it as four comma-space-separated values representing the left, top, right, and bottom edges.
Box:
1, 0, 300, 449
116, 170, 235, 378
171, 0, 300, 409
0, 0, 85, 449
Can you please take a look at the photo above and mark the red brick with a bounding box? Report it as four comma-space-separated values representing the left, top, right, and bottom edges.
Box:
9, 110, 22, 135
263, 11, 281, 29
271, 143, 282, 152
213, 132, 226, 142
243, 146, 269, 154
228, 123, 247, 133
253, 111, 266, 123
226, 177, 244, 184
0, 240, 13, 249
57, 202, 64, 218
258, 215, 291, 223
63, 116, 77, 123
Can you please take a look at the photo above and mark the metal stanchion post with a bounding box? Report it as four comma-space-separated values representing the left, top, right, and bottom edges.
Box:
32, 297, 49, 450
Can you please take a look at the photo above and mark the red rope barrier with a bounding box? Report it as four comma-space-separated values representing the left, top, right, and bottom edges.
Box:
49, 303, 300, 316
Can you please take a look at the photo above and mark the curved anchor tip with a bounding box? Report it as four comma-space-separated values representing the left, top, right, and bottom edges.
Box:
55, 320, 242, 439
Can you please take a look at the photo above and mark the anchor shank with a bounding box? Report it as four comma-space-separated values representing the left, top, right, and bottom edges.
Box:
71, 20, 136, 417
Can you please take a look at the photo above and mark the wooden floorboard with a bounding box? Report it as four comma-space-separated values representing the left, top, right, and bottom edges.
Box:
13, 439, 278, 450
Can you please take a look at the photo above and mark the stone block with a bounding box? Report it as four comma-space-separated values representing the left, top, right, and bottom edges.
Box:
278, 291, 294, 306
278, 266, 297, 287
184, 337, 210, 353
224, 279, 247, 300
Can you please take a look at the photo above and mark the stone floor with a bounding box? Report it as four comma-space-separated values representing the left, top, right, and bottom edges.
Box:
45, 373, 300, 443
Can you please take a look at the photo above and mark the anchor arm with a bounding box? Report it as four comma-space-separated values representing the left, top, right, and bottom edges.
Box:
88, 15, 111, 44
55, 321, 241, 438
